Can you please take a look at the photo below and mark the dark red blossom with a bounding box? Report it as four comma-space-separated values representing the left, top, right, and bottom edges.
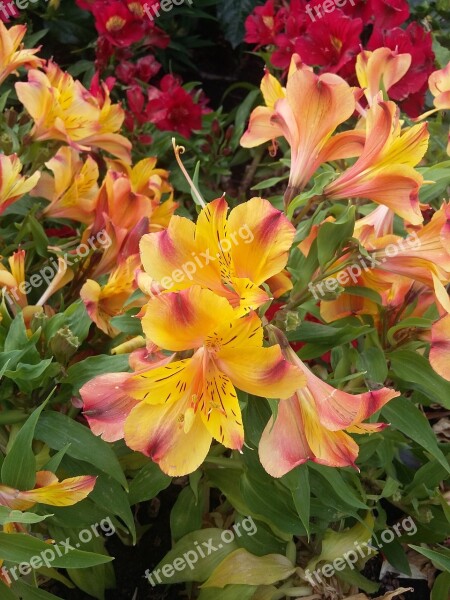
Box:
136, 55, 161, 82
146, 75, 204, 138
295, 12, 363, 74
368, 22, 435, 117
364, 0, 409, 28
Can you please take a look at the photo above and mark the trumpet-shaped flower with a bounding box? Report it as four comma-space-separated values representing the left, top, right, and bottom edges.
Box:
356, 47, 411, 105
324, 99, 429, 225
31, 147, 99, 224
0, 471, 96, 511
259, 334, 399, 477
139, 196, 295, 314
240, 57, 365, 203
80, 253, 142, 336
0, 22, 43, 85
0, 249, 27, 308
0, 154, 40, 216
81, 286, 302, 476
15, 62, 131, 162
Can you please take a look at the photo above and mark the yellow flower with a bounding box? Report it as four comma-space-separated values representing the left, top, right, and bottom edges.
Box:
81, 286, 302, 476
15, 62, 131, 162
31, 147, 99, 224
0, 22, 43, 86
0, 154, 40, 216
0, 471, 96, 510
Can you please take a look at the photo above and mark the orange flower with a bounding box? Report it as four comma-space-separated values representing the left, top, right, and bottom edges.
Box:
16, 62, 131, 162
0, 22, 43, 85
0, 471, 96, 510
356, 47, 411, 105
259, 330, 399, 476
32, 147, 99, 224
0, 154, 40, 216
324, 99, 429, 225
81, 287, 301, 476
240, 57, 364, 204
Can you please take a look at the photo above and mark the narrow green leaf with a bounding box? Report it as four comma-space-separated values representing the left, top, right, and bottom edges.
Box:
382, 397, 450, 474
1, 395, 50, 489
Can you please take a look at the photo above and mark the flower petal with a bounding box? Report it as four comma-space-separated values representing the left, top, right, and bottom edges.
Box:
141, 287, 235, 351
227, 197, 295, 286
81, 372, 140, 442
124, 399, 212, 476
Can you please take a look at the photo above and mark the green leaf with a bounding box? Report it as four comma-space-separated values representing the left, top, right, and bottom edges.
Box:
317, 206, 356, 268
11, 580, 63, 600
409, 545, 450, 573
0, 507, 51, 526
357, 347, 388, 383
382, 397, 450, 474
202, 549, 295, 588
171, 485, 204, 542
431, 571, 450, 600
282, 465, 310, 539
152, 529, 239, 583
64, 354, 130, 395
1, 396, 49, 490
0, 580, 17, 600
287, 171, 335, 219
0, 533, 113, 568
128, 461, 171, 505
198, 585, 257, 600
251, 176, 288, 191
34, 412, 127, 488
389, 350, 450, 408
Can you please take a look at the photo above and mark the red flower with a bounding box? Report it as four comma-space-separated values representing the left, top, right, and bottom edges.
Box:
368, 22, 435, 117
365, 0, 409, 28
116, 61, 137, 83
89, 72, 116, 102
146, 75, 204, 138
295, 11, 362, 74
127, 84, 146, 123
271, 10, 307, 70
136, 55, 161, 82
244, 0, 286, 48
92, 0, 147, 46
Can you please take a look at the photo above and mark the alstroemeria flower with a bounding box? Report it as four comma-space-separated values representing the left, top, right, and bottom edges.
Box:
0, 154, 40, 216
15, 62, 131, 162
240, 57, 365, 204
139, 196, 295, 314
430, 314, 450, 381
81, 287, 302, 476
0, 471, 96, 510
356, 47, 411, 105
0, 249, 27, 308
105, 157, 176, 230
259, 333, 399, 477
80, 253, 142, 336
31, 147, 99, 224
324, 99, 429, 225
0, 22, 43, 85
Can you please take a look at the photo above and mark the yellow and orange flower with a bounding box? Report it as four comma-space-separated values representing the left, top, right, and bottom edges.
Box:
15, 62, 131, 162
0, 471, 96, 510
31, 147, 99, 224
139, 196, 295, 315
80, 253, 142, 336
356, 47, 411, 105
81, 286, 302, 476
0, 153, 40, 216
323, 99, 429, 225
0, 22, 43, 86
240, 57, 365, 204
259, 331, 399, 476
105, 157, 175, 230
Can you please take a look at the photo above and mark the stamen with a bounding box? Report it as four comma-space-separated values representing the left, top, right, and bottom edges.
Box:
172, 138, 206, 208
